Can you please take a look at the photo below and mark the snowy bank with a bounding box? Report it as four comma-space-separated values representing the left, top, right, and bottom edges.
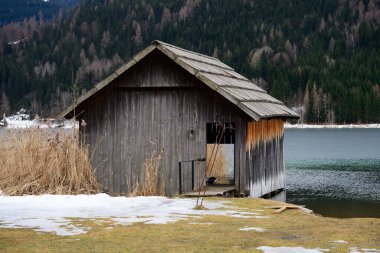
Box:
285, 123, 380, 129
1, 109, 76, 129
257, 246, 330, 253
0, 194, 263, 236
4, 118, 76, 129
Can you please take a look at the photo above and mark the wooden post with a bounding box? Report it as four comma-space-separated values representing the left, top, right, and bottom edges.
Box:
179, 162, 182, 194
191, 160, 195, 191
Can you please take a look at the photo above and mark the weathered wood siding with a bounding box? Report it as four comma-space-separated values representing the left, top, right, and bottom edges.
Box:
79, 51, 249, 196
246, 135, 285, 197
78, 50, 286, 197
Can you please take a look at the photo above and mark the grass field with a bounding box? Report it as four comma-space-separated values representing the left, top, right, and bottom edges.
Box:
0, 197, 379, 253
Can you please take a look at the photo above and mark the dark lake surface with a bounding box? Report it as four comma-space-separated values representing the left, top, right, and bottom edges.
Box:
284, 128, 380, 218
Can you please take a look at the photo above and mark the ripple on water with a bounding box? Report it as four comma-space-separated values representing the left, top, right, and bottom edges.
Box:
286, 159, 380, 202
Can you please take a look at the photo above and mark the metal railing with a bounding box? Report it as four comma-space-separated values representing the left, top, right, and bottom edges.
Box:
178, 158, 205, 194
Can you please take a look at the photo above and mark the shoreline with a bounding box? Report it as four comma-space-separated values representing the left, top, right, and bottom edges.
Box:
2, 122, 380, 129
2, 118, 380, 130
285, 123, 380, 129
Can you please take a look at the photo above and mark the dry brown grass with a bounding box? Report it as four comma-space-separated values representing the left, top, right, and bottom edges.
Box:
0, 128, 99, 195
130, 148, 165, 196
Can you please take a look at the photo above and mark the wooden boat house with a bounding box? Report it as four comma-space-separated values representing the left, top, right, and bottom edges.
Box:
59, 40, 299, 197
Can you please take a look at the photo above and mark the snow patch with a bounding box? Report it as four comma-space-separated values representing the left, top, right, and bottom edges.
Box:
0, 194, 262, 236
239, 226, 265, 232
254, 216, 270, 219
7, 37, 28, 45
257, 246, 329, 253
285, 123, 380, 129
330, 240, 348, 244
350, 248, 380, 253
1, 109, 77, 129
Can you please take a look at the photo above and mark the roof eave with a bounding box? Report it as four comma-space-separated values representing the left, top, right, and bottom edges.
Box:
237, 103, 261, 121
260, 113, 300, 120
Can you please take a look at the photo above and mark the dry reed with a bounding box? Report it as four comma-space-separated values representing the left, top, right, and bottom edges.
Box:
0, 128, 99, 195
130, 148, 165, 196
206, 144, 229, 184
245, 118, 285, 153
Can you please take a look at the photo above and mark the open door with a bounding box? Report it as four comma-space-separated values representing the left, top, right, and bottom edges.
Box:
206, 123, 235, 185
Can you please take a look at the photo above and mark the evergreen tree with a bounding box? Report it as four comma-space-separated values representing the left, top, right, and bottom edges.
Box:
0, 0, 379, 123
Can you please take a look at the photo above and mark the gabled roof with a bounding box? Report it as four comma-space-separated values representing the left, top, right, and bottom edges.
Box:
58, 40, 299, 120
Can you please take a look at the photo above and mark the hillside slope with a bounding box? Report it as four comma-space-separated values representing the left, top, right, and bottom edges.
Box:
0, 0, 379, 123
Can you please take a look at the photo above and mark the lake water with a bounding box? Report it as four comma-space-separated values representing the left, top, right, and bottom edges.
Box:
284, 128, 380, 218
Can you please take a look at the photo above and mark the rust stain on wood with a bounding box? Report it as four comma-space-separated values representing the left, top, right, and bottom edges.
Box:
245, 118, 285, 153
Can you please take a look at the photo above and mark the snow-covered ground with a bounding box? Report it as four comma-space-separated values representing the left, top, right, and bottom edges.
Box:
3, 118, 76, 129
257, 246, 329, 253
285, 123, 380, 129
239, 226, 265, 232
258, 244, 379, 253
1, 194, 378, 253
0, 194, 263, 236
0, 109, 75, 129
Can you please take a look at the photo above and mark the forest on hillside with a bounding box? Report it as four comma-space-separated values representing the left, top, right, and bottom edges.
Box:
0, 0, 379, 123
0, 0, 78, 25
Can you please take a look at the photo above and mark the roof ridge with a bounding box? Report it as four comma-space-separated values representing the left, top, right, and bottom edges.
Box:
179, 55, 234, 71
152, 40, 227, 66
216, 85, 267, 93
239, 99, 284, 105
198, 70, 248, 82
